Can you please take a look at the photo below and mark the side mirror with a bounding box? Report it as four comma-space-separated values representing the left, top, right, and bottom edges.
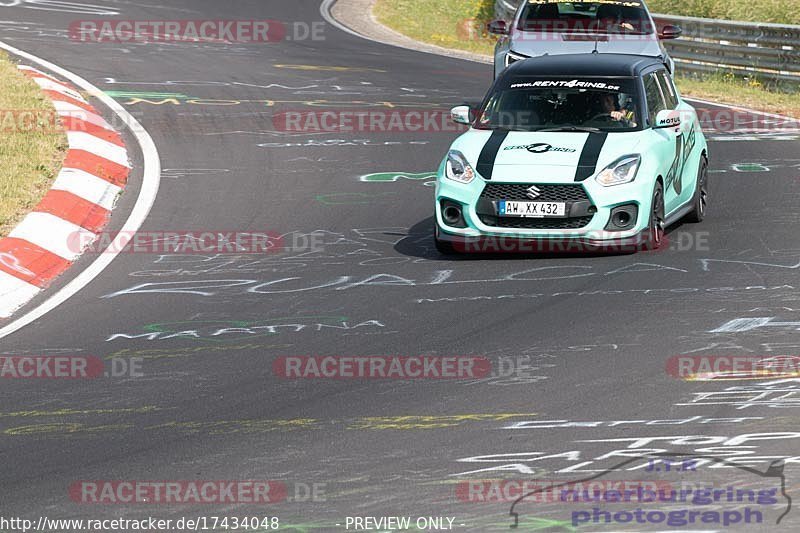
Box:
654, 109, 681, 129
658, 24, 682, 40
487, 20, 508, 35
450, 105, 472, 125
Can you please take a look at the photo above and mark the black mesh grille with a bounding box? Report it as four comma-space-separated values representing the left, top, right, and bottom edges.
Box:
478, 215, 594, 229
481, 183, 589, 202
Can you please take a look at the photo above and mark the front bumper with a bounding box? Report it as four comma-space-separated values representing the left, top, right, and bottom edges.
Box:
435, 173, 653, 251
436, 225, 649, 253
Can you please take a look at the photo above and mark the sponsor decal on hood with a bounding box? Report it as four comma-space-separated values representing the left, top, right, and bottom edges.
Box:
503, 143, 577, 154
491, 133, 589, 167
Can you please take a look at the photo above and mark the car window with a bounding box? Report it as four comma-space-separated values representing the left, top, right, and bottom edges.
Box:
655, 70, 678, 109
518, 1, 652, 34
477, 78, 641, 132
644, 72, 667, 126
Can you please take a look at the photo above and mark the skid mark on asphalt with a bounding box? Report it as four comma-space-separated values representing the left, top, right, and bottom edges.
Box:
0, 406, 161, 418
0, 413, 538, 438
104, 90, 453, 109
274, 64, 386, 73
345, 414, 537, 430
105, 343, 293, 361
315, 192, 399, 205
4, 423, 133, 436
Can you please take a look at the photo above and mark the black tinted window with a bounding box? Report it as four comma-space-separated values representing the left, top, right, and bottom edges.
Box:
644, 72, 667, 125
477, 78, 641, 132
655, 70, 679, 109
518, 1, 652, 34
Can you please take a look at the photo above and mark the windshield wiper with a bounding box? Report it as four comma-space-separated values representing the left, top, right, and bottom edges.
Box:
536, 126, 602, 133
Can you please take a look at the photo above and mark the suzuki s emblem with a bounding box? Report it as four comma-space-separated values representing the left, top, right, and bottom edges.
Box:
526, 185, 542, 200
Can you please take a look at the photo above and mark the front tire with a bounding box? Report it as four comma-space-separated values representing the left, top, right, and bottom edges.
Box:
434, 226, 457, 255
684, 156, 709, 223
642, 182, 666, 251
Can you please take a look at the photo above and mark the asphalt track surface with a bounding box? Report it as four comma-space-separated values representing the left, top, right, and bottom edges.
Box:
1, 1, 800, 532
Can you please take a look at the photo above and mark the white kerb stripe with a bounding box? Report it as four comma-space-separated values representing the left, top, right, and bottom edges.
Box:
67, 131, 130, 167
17, 65, 55, 78
8, 213, 95, 261
0, 271, 41, 319
53, 101, 113, 131
32, 77, 87, 103
0, 41, 161, 339
52, 168, 121, 210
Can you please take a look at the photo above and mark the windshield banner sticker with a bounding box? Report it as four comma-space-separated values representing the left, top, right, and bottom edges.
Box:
511, 80, 622, 91
528, 0, 643, 6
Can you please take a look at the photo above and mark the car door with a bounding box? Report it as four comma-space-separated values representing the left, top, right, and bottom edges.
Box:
643, 69, 686, 215
658, 70, 698, 210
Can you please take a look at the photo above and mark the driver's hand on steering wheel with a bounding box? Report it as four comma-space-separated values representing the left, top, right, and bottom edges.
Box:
610, 110, 626, 121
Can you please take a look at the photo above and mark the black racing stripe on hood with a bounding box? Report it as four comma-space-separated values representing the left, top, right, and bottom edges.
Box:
476, 130, 509, 180
575, 132, 608, 181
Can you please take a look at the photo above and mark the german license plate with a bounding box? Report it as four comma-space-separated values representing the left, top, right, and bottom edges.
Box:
498, 201, 566, 218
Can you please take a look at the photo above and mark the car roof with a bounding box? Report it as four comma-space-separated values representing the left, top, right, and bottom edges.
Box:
501, 53, 665, 80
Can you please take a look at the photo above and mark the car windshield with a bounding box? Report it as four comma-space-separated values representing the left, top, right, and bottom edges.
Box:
476, 78, 641, 132
518, 0, 653, 34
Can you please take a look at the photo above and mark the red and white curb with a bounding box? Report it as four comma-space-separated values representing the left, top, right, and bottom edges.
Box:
0, 65, 130, 318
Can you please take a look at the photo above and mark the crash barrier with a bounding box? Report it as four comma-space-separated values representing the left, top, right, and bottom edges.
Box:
494, 0, 800, 87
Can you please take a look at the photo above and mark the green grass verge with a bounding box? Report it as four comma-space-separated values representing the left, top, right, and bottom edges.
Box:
374, 0, 497, 55
647, 0, 800, 25
0, 51, 67, 237
676, 73, 800, 117
373, 0, 800, 117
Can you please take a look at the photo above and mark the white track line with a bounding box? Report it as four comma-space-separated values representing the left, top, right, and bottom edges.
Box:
680, 95, 800, 122
0, 41, 161, 339
320, 0, 369, 39
319, 0, 492, 64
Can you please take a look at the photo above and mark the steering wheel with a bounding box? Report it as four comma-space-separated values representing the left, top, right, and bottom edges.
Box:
588, 113, 615, 122
588, 112, 633, 127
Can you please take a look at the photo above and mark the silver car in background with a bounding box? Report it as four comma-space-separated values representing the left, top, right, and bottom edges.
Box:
488, 0, 681, 78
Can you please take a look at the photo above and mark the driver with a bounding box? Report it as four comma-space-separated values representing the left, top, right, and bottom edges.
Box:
592, 93, 635, 125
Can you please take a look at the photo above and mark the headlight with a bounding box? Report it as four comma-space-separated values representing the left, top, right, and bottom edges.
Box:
595, 155, 641, 187
505, 50, 528, 67
445, 150, 476, 184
